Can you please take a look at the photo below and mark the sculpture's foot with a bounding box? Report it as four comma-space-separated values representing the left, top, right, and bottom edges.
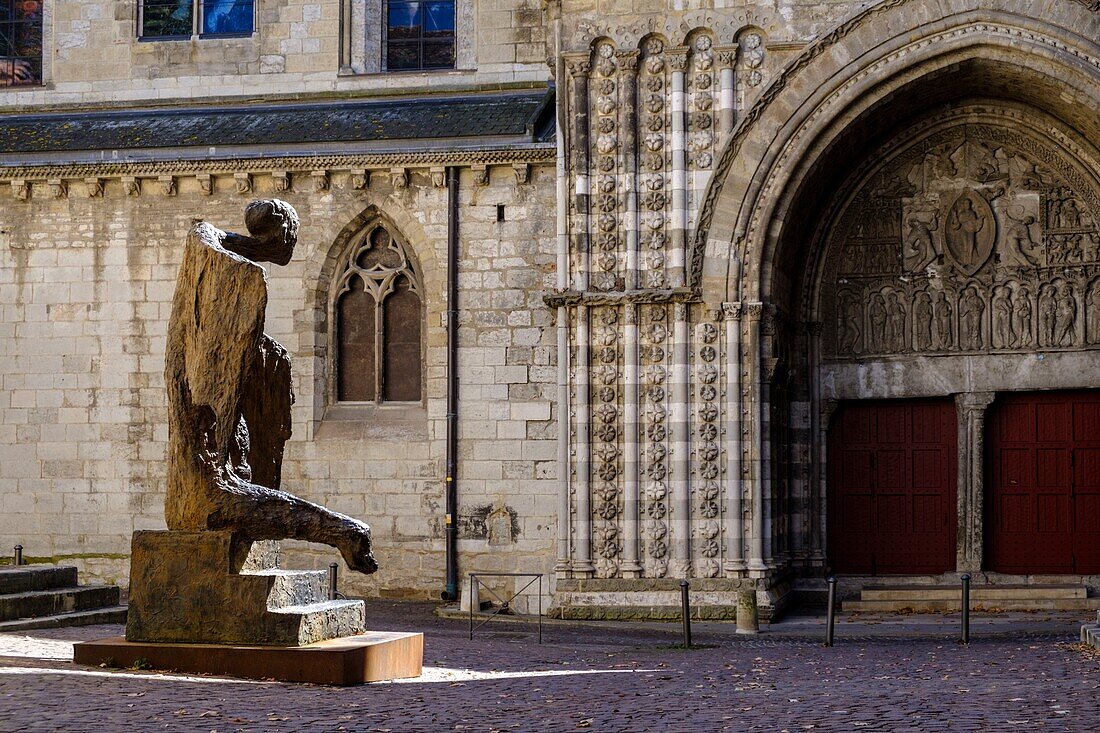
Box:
338, 530, 379, 574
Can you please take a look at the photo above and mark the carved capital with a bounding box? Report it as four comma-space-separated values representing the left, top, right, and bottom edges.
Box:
667, 48, 690, 72
744, 301, 765, 320
311, 170, 329, 192
390, 167, 408, 190
956, 391, 996, 415
272, 171, 291, 193
84, 178, 104, 198
48, 179, 66, 199
716, 46, 738, 68
430, 166, 446, 188
234, 172, 252, 195
122, 176, 140, 197
616, 50, 640, 73
471, 164, 489, 187
564, 55, 591, 78
10, 179, 28, 201
721, 301, 742, 320
512, 163, 530, 185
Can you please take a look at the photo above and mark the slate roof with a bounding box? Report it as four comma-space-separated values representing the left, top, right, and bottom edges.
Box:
0, 89, 555, 156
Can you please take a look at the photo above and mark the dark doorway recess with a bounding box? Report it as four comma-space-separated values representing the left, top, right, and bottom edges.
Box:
828, 399, 957, 575
987, 391, 1100, 575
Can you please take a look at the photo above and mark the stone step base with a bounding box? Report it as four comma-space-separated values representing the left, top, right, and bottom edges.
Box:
246, 569, 328, 609
0, 605, 128, 632
845, 598, 1100, 613
274, 600, 366, 645
860, 584, 1087, 601
73, 632, 425, 685
0, 565, 79, 595
0, 585, 121, 622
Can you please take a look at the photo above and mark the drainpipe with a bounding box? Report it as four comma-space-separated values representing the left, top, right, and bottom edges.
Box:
443, 165, 460, 601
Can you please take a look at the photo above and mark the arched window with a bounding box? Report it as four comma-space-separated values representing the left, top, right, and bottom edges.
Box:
333, 221, 422, 404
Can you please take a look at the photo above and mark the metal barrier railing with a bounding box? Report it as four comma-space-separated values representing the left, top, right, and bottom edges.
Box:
468, 572, 543, 644
824, 574, 975, 646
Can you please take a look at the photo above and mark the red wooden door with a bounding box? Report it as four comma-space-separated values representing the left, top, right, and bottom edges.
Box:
827, 399, 957, 574
986, 391, 1100, 574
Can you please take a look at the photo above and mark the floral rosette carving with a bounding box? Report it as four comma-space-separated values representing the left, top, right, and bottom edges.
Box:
641, 304, 669, 576
592, 307, 620, 576
640, 38, 668, 289
689, 34, 717, 172
592, 41, 619, 292
694, 319, 722, 577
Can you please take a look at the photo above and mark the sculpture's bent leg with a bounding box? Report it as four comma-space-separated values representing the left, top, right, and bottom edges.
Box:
206, 478, 379, 574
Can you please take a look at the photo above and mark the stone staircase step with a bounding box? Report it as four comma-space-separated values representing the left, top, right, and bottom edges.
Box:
243, 569, 328, 609
0, 605, 128, 632
0, 585, 121, 623
0, 565, 79, 595
273, 599, 366, 646
860, 584, 1087, 601
844, 597, 1100, 613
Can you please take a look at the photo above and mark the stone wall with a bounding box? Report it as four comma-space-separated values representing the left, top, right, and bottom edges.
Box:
0, 0, 547, 109
0, 156, 559, 598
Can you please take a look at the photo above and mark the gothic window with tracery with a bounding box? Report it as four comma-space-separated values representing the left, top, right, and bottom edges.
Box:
334, 222, 423, 404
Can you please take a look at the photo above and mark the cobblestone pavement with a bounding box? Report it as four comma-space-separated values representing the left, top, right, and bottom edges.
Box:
0, 602, 1097, 732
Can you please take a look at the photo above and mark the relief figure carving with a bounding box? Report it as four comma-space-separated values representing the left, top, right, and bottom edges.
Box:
868, 292, 887, 353
945, 192, 995, 275
933, 290, 954, 350
838, 290, 862, 354
959, 287, 984, 350
1087, 282, 1100, 344
1002, 213, 1041, 267
1055, 283, 1077, 347
991, 286, 1013, 349
1012, 285, 1033, 348
913, 291, 933, 352
1039, 285, 1057, 347
886, 292, 907, 352
903, 214, 938, 272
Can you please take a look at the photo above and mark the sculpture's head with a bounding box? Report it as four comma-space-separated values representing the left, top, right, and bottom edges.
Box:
242, 199, 300, 266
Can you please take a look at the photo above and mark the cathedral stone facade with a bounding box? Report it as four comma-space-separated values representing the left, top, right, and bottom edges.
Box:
1, 1, 1099, 617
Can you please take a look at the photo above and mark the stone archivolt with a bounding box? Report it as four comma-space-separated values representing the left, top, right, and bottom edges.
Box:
824, 113, 1100, 359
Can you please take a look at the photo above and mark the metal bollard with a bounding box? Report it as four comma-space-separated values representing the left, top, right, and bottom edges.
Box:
328, 562, 339, 601
961, 573, 971, 644
825, 576, 837, 647
13, 545, 22, 566
680, 580, 692, 649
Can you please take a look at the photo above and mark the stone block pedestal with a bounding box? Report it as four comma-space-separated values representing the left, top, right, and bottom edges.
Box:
73, 631, 424, 685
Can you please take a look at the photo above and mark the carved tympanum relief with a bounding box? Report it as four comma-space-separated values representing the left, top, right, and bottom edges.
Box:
824, 113, 1100, 359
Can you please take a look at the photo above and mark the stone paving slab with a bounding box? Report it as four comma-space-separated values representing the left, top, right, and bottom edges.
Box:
0, 601, 1097, 732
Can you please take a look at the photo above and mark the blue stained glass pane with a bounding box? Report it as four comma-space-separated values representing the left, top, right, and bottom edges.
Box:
203, 0, 254, 35
388, 2, 420, 39
424, 2, 454, 35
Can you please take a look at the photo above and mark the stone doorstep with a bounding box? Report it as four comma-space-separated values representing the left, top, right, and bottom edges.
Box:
860, 585, 1088, 601
844, 598, 1100, 613
0, 584, 121, 623
0, 565, 79, 595
72, 631, 425, 686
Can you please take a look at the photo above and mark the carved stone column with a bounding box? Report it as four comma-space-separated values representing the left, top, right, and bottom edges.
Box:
617, 51, 640, 291
566, 56, 592, 291
621, 303, 642, 576
744, 302, 767, 574
716, 46, 738, 137
574, 305, 595, 576
669, 302, 692, 578
667, 48, 689, 289
955, 391, 996, 573
722, 302, 746, 574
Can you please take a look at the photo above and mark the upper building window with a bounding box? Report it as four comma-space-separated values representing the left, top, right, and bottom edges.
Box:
334, 221, 423, 404
0, 0, 42, 87
140, 0, 254, 39
385, 1, 455, 71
